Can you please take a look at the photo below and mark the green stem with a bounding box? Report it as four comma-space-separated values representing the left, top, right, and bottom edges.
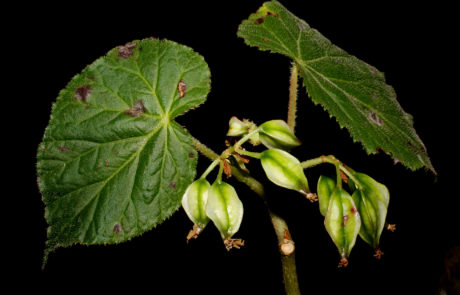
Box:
193, 136, 301, 295
236, 149, 261, 159
235, 127, 260, 147
287, 62, 298, 132
335, 164, 342, 190
216, 161, 224, 183
200, 159, 220, 179
193, 137, 219, 159
300, 155, 362, 189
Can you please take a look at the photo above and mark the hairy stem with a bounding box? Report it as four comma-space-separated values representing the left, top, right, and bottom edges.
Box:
193, 137, 219, 159
287, 63, 298, 131
192, 136, 301, 295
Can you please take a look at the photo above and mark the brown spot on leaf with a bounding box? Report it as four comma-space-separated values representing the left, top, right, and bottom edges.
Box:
254, 18, 264, 24
266, 11, 279, 18
376, 147, 386, 153
113, 223, 123, 233
58, 146, 70, 152
118, 42, 137, 59
178, 80, 187, 98
105, 159, 109, 167
263, 38, 268, 42
407, 140, 427, 154
369, 112, 383, 126
74, 85, 92, 102
125, 100, 146, 117
350, 207, 358, 214
169, 181, 177, 189
188, 152, 195, 158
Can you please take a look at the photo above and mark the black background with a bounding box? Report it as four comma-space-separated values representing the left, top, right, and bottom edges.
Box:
12, 1, 458, 294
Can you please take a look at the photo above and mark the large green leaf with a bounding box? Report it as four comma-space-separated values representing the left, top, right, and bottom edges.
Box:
37, 39, 210, 263
238, 0, 434, 172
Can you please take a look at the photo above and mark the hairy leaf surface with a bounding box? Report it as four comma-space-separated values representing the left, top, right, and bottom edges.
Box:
37, 39, 210, 263
238, 0, 433, 172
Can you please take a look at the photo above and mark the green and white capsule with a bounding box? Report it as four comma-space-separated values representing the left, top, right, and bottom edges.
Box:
259, 120, 301, 151
351, 173, 389, 249
206, 181, 244, 239
181, 178, 211, 230
260, 149, 309, 195
317, 175, 336, 216
325, 188, 361, 260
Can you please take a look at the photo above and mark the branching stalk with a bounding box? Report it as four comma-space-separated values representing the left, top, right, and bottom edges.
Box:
192, 136, 301, 295
200, 159, 220, 179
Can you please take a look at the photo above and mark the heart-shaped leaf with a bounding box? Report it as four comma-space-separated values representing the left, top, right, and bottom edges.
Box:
37, 39, 210, 264
238, 0, 434, 173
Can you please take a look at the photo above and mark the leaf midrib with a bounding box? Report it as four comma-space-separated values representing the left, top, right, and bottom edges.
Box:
259, 10, 423, 158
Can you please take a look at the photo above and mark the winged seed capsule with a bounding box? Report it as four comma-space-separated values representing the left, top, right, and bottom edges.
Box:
351, 173, 389, 249
206, 181, 244, 240
260, 149, 309, 195
181, 179, 211, 230
324, 188, 361, 266
259, 120, 301, 151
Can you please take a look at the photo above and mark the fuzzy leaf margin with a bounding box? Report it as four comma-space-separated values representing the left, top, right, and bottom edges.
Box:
37, 38, 210, 265
237, 0, 434, 173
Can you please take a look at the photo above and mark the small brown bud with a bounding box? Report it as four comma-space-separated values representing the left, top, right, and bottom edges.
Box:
224, 238, 245, 251
186, 224, 202, 243
305, 193, 318, 203
338, 258, 349, 268
386, 224, 396, 232
374, 248, 384, 259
